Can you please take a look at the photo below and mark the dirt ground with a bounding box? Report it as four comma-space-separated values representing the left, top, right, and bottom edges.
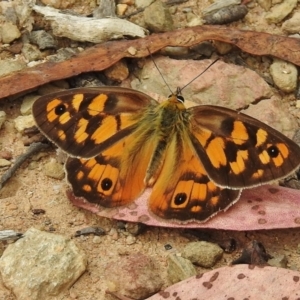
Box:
1, 0, 300, 299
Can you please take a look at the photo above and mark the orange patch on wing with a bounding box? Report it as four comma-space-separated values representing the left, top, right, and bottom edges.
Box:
193, 130, 212, 147
84, 158, 97, 168
230, 150, 248, 175
276, 143, 289, 159
47, 99, 65, 122
259, 150, 271, 164
191, 205, 201, 213
77, 170, 84, 180
75, 118, 89, 143
72, 94, 84, 112
231, 121, 248, 144
88, 162, 104, 182
252, 169, 264, 179
58, 130, 66, 141
207, 181, 218, 192
59, 112, 71, 124
88, 94, 108, 116
206, 137, 226, 168
83, 184, 92, 192
191, 183, 207, 201
47, 99, 63, 112
91, 115, 117, 144
210, 195, 219, 206
256, 129, 268, 147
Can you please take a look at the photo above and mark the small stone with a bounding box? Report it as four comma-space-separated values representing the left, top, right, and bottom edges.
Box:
181, 241, 223, 268
0, 111, 6, 129
282, 12, 300, 34
104, 60, 129, 82
265, 0, 297, 24
43, 159, 65, 180
14, 115, 35, 132
116, 4, 128, 15
21, 94, 40, 115
203, 4, 248, 25
1, 22, 21, 43
0, 228, 87, 300
268, 255, 288, 268
125, 235, 136, 245
270, 59, 298, 92
104, 252, 163, 299
22, 43, 42, 62
92, 236, 102, 244
144, 0, 173, 32
29, 30, 56, 49
257, 0, 272, 10
0, 150, 12, 160
0, 159, 11, 167
167, 254, 197, 284
202, 0, 241, 15
125, 222, 146, 236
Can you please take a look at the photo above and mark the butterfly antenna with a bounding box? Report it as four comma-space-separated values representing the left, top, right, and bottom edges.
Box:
147, 47, 173, 95
179, 58, 220, 93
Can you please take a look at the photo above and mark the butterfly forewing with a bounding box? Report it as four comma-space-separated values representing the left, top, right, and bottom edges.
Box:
33, 87, 157, 158
189, 105, 300, 188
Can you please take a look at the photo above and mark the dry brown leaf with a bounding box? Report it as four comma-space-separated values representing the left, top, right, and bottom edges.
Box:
0, 25, 300, 99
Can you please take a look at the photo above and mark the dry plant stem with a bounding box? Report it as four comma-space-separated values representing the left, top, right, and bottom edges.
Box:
0, 230, 23, 241
0, 142, 50, 190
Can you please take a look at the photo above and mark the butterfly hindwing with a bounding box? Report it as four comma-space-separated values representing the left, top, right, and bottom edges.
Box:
32, 87, 157, 158
189, 105, 300, 188
148, 131, 241, 221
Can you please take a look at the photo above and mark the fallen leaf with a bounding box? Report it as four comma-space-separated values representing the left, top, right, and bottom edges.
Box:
1, 25, 300, 99
68, 184, 300, 230
147, 264, 300, 299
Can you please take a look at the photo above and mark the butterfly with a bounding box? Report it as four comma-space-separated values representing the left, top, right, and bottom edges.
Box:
32, 86, 300, 223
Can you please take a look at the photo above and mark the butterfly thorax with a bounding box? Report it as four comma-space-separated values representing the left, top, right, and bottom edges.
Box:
139, 95, 191, 185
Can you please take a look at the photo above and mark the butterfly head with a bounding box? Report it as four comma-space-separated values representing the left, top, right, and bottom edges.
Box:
167, 87, 185, 107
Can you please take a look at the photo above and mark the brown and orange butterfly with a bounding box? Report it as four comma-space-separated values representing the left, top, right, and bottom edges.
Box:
32, 86, 300, 223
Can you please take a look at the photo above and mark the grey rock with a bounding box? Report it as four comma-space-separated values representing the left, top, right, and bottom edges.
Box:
22, 43, 42, 61
29, 30, 56, 49
181, 241, 223, 268
0, 228, 87, 300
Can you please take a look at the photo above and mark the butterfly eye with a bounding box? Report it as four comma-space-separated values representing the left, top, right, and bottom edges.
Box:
55, 104, 67, 115
101, 178, 113, 191
176, 95, 184, 103
174, 192, 187, 205
267, 145, 279, 157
